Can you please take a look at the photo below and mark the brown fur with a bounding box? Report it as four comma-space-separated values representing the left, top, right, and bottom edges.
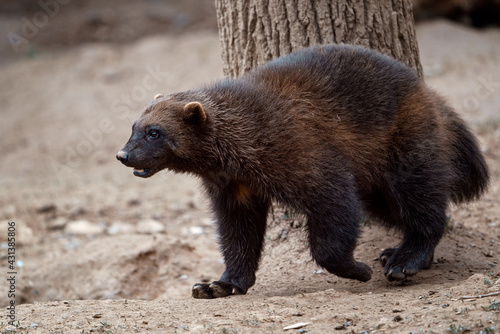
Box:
117, 44, 489, 299
235, 183, 252, 205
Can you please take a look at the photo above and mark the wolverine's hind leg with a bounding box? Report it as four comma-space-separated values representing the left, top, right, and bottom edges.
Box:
307, 203, 373, 282
379, 160, 449, 281
292, 173, 372, 282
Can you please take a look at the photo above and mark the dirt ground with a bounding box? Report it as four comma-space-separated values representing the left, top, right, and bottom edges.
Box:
0, 2, 499, 333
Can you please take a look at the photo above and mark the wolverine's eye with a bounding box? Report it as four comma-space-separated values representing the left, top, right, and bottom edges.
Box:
148, 130, 160, 140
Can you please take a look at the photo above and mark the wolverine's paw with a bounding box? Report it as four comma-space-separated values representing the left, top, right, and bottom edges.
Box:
192, 281, 245, 299
351, 262, 373, 282
333, 261, 373, 282
381, 248, 434, 282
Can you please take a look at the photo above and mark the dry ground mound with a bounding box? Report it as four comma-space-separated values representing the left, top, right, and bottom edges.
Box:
0, 5, 499, 333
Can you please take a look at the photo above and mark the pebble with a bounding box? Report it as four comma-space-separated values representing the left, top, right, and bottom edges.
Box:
65, 220, 104, 235
69, 206, 87, 218
283, 322, 310, 330
484, 249, 494, 257
18, 224, 35, 245
36, 203, 57, 214
126, 199, 141, 209
47, 217, 67, 230
136, 219, 165, 234
182, 226, 205, 235
280, 229, 289, 239
488, 221, 500, 228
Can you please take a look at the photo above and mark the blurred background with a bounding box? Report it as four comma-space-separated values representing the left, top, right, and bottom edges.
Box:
0, 0, 499, 306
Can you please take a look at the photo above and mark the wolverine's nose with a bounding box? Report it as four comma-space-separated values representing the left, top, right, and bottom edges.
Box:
116, 150, 129, 162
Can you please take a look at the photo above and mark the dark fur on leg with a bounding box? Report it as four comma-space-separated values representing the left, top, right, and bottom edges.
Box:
192, 180, 269, 299
285, 164, 373, 282
373, 91, 455, 279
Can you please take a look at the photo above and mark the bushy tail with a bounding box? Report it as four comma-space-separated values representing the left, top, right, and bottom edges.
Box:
448, 116, 489, 204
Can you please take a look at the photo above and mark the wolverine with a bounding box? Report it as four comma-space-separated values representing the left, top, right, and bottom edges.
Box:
117, 44, 489, 299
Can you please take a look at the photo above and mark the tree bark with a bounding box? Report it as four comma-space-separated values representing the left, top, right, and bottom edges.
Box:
215, 0, 423, 78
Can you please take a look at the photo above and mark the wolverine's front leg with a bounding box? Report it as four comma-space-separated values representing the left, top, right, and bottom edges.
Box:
192, 180, 269, 299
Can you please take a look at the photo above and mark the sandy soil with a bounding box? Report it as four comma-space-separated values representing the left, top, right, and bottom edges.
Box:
0, 9, 499, 334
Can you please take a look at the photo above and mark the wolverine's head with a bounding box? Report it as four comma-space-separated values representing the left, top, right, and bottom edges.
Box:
116, 93, 210, 178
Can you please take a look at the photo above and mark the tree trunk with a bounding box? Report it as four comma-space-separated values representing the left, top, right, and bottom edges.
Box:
215, 0, 423, 78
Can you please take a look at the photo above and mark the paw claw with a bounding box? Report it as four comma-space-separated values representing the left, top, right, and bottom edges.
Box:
192, 281, 245, 299
192, 283, 213, 299
386, 268, 406, 281
379, 248, 397, 267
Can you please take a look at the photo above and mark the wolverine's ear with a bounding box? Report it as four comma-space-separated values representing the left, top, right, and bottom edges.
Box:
154, 93, 164, 100
183, 102, 207, 123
